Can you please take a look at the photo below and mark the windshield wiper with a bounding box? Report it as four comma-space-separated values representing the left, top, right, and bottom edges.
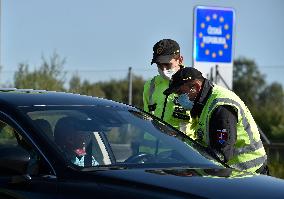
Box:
81, 164, 129, 172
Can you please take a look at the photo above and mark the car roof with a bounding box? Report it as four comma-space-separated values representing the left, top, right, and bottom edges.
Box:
0, 88, 131, 109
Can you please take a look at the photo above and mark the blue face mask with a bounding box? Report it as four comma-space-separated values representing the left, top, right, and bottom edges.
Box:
177, 93, 194, 110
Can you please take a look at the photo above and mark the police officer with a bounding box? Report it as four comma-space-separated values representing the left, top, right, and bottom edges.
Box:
143, 39, 196, 138
164, 67, 268, 174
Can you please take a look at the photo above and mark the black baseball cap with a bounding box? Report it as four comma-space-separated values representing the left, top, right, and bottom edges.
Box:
151, 39, 180, 65
163, 67, 203, 95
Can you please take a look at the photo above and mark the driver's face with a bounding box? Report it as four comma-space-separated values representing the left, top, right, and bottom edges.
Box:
67, 131, 92, 150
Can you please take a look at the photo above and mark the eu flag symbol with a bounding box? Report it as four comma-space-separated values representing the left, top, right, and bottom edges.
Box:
194, 6, 235, 63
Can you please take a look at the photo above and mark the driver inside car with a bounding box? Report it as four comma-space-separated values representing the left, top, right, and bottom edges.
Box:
54, 117, 99, 167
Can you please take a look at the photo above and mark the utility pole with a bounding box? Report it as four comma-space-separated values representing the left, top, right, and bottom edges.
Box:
215, 65, 218, 84
210, 67, 213, 82
128, 67, 132, 105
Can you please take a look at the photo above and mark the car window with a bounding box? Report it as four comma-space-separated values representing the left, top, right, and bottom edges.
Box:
0, 119, 52, 176
0, 120, 18, 147
22, 106, 222, 169
104, 110, 220, 166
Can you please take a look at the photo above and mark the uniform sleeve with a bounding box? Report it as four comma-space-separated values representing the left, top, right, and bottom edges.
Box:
209, 105, 238, 163
143, 81, 150, 112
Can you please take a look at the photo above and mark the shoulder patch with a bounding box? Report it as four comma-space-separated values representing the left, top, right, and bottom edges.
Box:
216, 129, 228, 144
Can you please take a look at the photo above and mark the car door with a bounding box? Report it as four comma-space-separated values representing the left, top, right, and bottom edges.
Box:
0, 113, 58, 199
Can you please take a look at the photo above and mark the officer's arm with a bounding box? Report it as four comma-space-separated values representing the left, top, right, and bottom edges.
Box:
209, 105, 238, 163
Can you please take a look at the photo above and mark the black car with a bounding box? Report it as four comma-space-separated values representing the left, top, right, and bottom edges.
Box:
0, 89, 283, 199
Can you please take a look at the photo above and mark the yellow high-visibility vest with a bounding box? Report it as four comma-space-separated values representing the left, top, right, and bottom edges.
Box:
197, 85, 267, 173
143, 75, 196, 139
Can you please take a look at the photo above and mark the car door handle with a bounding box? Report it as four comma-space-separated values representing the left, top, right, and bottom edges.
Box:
42, 175, 57, 180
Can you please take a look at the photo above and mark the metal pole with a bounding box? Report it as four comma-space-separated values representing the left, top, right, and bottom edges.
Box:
128, 67, 132, 105
210, 67, 213, 82
215, 65, 218, 84
258, 126, 271, 145
217, 72, 231, 90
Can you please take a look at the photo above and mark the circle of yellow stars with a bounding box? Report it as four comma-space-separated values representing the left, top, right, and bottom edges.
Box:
198, 13, 231, 59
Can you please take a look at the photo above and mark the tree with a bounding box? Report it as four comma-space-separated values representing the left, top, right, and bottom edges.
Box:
69, 73, 145, 108
14, 52, 66, 91
256, 83, 284, 140
69, 74, 105, 97
97, 74, 145, 108
233, 57, 284, 141
130, 75, 145, 108
69, 74, 81, 94
233, 57, 266, 109
98, 79, 128, 103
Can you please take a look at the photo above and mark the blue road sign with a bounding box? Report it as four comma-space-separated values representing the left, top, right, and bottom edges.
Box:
193, 6, 235, 63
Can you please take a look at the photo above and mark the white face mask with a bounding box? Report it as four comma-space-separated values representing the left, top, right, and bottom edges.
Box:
158, 68, 177, 80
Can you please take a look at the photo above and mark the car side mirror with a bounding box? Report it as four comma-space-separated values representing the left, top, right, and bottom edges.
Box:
0, 146, 31, 175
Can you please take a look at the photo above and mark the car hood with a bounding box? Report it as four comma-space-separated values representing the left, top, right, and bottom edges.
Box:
91, 167, 284, 198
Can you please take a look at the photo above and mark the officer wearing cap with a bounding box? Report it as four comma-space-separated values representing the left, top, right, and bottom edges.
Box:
143, 39, 196, 138
164, 67, 268, 174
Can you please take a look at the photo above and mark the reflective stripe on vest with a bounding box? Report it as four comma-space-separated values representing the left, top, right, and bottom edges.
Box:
148, 76, 189, 133
230, 155, 267, 170
198, 85, 267, 172
149, 77, 156, 105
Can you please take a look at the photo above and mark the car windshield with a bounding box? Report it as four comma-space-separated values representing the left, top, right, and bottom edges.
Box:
20, 105, 222, 169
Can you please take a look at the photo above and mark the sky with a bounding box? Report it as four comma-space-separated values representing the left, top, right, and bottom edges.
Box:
1, 0, 284, 87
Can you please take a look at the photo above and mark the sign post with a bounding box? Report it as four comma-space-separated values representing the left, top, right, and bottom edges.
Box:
193, 6, 235, 89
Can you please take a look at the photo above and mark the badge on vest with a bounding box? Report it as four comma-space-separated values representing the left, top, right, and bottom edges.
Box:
197, 128, 204, 141
216, 129, 228, 144
172, 104, 191, 120
172, 113, 191, 120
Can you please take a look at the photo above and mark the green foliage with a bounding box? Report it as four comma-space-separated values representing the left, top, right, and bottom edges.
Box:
233, 57, 266, 108
98, 75, 145, 108
130, 76, 145, 109
98, 78, 128, 102
14, 52, 66, 91
13, 52, 145, 108
0, 122, 16, 145
69, 75, 105, 97
266, 146, 284, 179
68, 73, 144, 108
269, 161, 284, 179
255, 83, 284, 140
233, 57, 284, 141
